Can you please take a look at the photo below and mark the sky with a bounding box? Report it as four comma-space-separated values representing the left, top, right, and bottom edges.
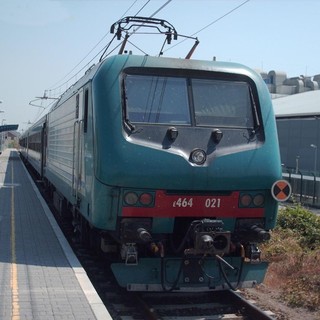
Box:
0, 0, 319, 133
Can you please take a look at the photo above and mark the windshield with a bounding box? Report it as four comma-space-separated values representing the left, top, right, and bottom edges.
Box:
124, 74, 255, 129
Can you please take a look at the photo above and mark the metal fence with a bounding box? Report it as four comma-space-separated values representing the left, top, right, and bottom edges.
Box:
282, 170, 320, 207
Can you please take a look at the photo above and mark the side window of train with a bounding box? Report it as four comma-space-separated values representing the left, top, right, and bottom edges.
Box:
76, 94, 79, 118
84, 89, 89, 133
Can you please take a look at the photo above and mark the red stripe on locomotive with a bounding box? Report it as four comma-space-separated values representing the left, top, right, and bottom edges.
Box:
122, 190, 264, 218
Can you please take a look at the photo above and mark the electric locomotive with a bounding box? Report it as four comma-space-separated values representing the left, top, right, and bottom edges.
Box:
20, 17, 289, 292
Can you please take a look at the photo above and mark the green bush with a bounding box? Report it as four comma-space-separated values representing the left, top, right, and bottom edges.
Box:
276, 205, 320, 250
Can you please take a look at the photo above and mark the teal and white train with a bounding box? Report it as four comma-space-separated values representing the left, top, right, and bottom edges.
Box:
20, 17, 289, 292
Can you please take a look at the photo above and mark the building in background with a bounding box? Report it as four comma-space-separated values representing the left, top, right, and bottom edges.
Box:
1, 131, 20, 150
260, 70, 320, 174
260, 70, 320, 98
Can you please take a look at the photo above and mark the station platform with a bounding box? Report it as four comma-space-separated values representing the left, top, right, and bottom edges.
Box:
0, 149, 112, 320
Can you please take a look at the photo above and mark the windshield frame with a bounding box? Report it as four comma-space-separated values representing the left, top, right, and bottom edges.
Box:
122, 67, 262, 131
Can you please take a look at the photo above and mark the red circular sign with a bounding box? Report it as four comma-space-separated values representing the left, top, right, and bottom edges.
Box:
271, 180, 292, 202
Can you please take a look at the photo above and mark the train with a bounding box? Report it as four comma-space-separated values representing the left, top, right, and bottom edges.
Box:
20, 17, 289, 292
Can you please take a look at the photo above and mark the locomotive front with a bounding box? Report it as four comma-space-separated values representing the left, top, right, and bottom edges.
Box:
92, 55, 286, 291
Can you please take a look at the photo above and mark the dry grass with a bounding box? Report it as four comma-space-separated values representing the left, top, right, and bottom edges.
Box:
264, 247, 320, 309
261, 207, 320, 310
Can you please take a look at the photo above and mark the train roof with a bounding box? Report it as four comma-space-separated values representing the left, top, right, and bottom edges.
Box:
99, 54, 257, 76
51, 54, 262, 111
49, 63, 102, 111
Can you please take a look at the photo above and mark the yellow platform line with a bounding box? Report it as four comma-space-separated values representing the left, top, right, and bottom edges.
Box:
10, 161, 20, 320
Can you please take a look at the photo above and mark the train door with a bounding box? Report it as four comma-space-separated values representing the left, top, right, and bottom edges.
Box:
73, 88, 88, 202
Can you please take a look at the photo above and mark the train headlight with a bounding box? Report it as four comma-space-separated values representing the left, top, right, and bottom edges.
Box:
240, 194, 252, 207
190, 149, 206, 165
139, 193, 153, 206
123, 191, 155, 207
124, 192, 139, 205
239, 193, 265, 208
253, 194, 264, 207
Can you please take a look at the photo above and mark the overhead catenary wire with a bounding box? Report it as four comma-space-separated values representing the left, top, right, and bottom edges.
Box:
163, 0, 250, 53
47, 0, 173, 94
134, 0, 151, 15
43, 0, 247, 99
191, 0, 250, 37
47, 0, 146, 93
47, 0, 140, 91
127, 0, 172, 37
146, 0, 172, 19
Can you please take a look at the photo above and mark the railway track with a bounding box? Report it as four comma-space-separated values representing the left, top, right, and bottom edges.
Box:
30, 168, 276, 320
69, 238, 277, 319
102, 288, 276, 319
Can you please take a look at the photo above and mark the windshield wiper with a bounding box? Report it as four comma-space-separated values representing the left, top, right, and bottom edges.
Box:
249, 87, 260, 130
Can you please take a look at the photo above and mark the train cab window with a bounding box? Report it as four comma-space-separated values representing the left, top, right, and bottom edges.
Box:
124, 73, 257, 129
192, 79, 254, 129
124, 75, 191, 125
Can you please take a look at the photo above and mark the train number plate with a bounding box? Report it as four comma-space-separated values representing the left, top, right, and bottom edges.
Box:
172, 197, 221, 208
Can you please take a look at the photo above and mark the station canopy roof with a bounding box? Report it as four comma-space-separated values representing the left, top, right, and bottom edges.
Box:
0, 124, 18, 133
272, 90, 320, 118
